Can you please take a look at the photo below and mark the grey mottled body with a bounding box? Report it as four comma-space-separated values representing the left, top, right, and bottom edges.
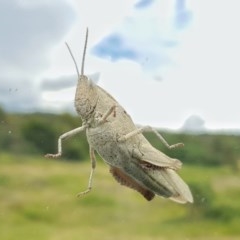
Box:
46, 29, 193, 204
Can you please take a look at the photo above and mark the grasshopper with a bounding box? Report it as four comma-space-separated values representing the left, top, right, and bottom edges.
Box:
45, 28, 193, 204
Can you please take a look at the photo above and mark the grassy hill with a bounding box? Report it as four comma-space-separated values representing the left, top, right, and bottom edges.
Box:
0, 153, 240, 240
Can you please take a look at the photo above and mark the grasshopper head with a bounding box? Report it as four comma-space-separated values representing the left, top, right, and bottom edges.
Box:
74, 74, 98, 120
66, 28, 98, 120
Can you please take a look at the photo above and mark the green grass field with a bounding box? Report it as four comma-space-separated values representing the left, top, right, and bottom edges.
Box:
0, 153, 240, 240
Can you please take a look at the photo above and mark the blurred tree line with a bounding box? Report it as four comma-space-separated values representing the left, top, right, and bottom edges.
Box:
0, 107, 239, 170
0, 107, 89, 160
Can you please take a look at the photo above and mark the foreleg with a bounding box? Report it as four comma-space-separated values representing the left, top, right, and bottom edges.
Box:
97, 105, 116, 125
45, 125, 87, 158
77, 146, 97, 196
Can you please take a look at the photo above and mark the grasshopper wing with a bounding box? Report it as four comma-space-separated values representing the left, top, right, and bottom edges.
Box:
148, 167, 193, 203
164, 169, 193, 203
132, 142, 182, 170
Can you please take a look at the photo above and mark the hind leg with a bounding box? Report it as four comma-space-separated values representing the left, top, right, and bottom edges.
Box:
118, 125, 184, 149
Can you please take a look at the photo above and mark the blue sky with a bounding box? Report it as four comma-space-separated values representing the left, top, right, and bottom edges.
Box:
0, 0, 240, 131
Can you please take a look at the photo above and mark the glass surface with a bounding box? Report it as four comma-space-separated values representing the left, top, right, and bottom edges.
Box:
1, 1, 239, 239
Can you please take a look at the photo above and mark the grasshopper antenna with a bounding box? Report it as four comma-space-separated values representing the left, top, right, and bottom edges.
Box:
81, 27, 88, 76
65, 42, 80, 79
65, 28, 88, 78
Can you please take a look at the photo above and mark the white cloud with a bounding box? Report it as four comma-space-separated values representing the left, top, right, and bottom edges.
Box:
0, 0, 76, 111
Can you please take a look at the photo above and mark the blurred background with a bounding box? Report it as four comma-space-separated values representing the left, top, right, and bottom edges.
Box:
0, 0, 240, 239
